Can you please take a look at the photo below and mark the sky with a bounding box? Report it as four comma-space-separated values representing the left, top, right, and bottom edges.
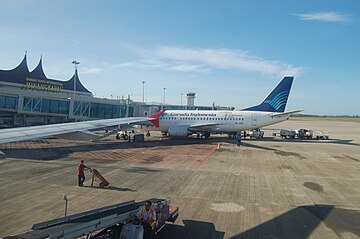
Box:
0, 0, 359, 115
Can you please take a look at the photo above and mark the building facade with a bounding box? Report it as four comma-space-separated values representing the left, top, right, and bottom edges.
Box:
0, 55, 231, 127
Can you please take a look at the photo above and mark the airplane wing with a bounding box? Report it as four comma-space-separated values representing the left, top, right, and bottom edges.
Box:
188, 122, 222, 131
0, 117, 149, 144
270, 110, 303, 118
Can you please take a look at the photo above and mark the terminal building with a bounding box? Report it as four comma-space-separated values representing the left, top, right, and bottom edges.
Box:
0, 55, 231, 127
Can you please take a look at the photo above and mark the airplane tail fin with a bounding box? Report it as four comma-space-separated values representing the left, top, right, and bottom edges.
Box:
243, 76, 294, 113
149, 110, 165, 128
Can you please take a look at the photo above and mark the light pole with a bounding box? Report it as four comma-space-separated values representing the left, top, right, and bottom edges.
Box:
142, 81, 146, 104
181, 93, 183, 107
71, 60, 80, 101
163, 87, 166, 105
63, 194, 68, 218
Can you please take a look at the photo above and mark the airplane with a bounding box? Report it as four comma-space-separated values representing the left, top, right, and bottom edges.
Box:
0, 76, 300, 157
146, 76, 301, 139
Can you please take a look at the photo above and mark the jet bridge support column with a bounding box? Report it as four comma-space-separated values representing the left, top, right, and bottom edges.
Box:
0, 150, 6, 159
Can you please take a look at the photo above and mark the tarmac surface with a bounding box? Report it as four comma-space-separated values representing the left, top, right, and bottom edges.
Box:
0, 118, 359, 238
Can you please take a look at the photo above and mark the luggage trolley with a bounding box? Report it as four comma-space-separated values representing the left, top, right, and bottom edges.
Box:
90, 167, 110, 188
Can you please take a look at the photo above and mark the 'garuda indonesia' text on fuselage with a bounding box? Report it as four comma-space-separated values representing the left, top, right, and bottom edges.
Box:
149, 76, 301, 138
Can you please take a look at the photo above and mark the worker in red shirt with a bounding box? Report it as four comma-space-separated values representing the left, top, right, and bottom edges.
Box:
78, 160, 89, 187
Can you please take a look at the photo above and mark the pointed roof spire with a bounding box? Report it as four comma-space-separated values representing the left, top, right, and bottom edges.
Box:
0, 55, 92, 94
29, 57, 47, 80
19, 53, 29, 72
0, 54, 30, 83
0, 54, 29, 73
64, 69, 91, 93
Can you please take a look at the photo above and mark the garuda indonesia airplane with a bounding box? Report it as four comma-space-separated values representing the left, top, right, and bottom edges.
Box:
148, 76, 301, 139
0, 76, 300, 147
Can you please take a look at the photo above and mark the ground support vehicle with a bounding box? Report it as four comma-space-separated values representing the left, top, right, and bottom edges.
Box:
118, 199, 179, 239
280, 129, 297, 139
314, 131, 330, 140
298, 129, 313, 139
10, 199, 178, 239
247, 129, 264, 139
116, 131, 129, 140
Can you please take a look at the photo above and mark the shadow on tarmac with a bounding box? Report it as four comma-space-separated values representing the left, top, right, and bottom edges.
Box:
229, 205, 360, 239
0, 136, 236, 160
107, 186, 136, 192
260, 136, 360, 147
81, 185, 136, 192
241, 142, 308, 159
124, 166, 163, 174
164, 220, 225, 239
1, 135, 358, 161
163, 205, 360, 238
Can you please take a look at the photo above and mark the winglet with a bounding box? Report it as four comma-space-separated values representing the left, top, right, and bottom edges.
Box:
149, 110, 165, 128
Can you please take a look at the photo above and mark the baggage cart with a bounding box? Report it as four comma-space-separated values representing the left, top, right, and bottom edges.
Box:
90, 167, 110, 188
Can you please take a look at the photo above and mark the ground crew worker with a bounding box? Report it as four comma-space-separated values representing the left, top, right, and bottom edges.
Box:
155, 200, 163, 222
236, 133, 242, 147
137, 200, 156, 239
78, 160, 89, 187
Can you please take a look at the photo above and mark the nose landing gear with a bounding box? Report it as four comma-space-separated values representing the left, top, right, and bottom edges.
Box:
197, 132, 210, 140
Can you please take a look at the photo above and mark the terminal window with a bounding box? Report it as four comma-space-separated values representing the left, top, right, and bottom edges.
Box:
0, 95, 18, 109
23, 98, 69, 115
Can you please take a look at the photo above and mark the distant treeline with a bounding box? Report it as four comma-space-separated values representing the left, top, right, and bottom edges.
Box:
293, 114, 360, 118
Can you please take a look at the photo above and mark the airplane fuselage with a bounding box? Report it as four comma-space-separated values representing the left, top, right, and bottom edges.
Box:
157, 110, 288, 133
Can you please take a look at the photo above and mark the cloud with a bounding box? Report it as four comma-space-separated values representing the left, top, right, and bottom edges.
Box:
293, 11, 351, 24
72, 39, 79, 45
169, 64, 211, 73
155, 47, 303, 76
81, 67, 103, 74
116, 57, 168, 69
113, 46, 303, 76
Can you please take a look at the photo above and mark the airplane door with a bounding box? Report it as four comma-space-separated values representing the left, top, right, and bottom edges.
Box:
252, 114, 257, 126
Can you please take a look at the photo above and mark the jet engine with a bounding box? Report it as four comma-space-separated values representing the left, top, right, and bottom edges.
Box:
167, 125, 191, 137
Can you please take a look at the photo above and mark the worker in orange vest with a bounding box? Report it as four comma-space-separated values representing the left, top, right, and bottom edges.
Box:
137, 200, 156, 238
